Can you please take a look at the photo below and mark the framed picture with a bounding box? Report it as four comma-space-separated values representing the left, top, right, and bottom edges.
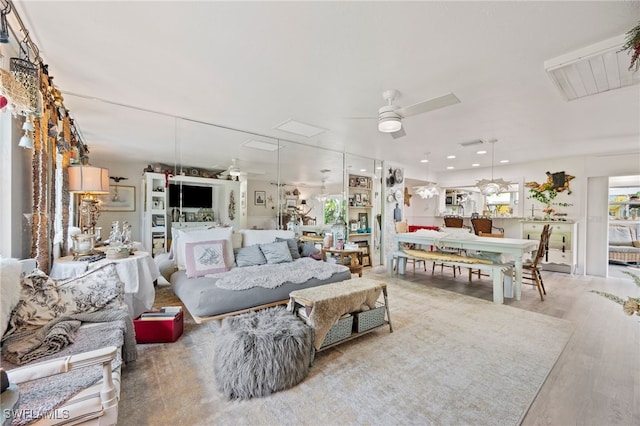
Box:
99, 185, 135, 212
362, 255, 370, 267
254, 191, 266, 206
358, 212, 368, 229
355, 193, 362, 204
349, 176, 357, 187
286, 198, 297, 208
185, 212, 196, 222
361, 193, 369, 205
350, 222, 359, 232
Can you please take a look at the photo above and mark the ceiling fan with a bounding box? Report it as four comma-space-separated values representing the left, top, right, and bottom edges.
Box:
216, 158, 266, 179
216, 158, 245, 178
349, 90, 461, 139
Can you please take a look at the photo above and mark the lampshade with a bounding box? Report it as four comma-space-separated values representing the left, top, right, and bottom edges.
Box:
378, 116, 402, 133
68, 166, 110, 194
475, 140, 513, 196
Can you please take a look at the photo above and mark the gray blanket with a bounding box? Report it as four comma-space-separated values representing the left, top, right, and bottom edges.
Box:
2, 308, 137, 365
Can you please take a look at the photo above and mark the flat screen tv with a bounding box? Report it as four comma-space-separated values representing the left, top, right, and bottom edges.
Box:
169, 184, 212, 208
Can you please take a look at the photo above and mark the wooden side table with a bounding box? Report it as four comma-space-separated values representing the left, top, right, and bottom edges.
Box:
321, 248, 364, 277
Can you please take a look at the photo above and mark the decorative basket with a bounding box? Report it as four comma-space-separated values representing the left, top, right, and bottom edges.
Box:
320, 314, 353, 348
353, 303, 385, 333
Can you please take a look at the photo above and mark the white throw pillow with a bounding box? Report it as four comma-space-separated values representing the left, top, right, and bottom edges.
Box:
240, 230, 295, 247
176, 227, 234, 270
0, 258, 22, 338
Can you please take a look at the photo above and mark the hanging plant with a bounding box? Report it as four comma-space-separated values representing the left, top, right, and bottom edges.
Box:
621, 21, 640, 71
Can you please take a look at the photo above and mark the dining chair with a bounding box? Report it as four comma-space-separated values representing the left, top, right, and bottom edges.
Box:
521, 224, 552, 301
394, 221, 427, 274
468, 233, 504, 281
443, 215, 465, 228
471, 217, 504, 236
435, 215, 466, 276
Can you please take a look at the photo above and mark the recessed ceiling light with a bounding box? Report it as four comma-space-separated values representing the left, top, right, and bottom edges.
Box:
477, 150, 487, 155
472, 163, 480, 167
274, 119, 327, 138
375, 166, 383, 170
500, 160, 509, 163
447, 155, 456, 159
420, 159, 429, 163
447, 166, 454, 170
360, 168, 366, 172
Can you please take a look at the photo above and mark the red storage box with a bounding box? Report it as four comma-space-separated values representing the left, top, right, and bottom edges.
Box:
134, 311, 184, 343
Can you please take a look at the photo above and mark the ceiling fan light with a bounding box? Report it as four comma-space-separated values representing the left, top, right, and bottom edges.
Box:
229, 168, 241, 177
378, 117, 402, 133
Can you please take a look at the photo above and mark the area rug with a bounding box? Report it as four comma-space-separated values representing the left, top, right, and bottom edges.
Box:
118, 278, 574, 425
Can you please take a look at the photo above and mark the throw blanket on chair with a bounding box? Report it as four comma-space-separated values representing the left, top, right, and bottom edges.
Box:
2, 308, 137, 365
213, 257, 349, 291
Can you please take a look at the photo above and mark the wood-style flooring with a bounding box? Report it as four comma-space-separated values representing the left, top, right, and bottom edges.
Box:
368, 263, 640, 425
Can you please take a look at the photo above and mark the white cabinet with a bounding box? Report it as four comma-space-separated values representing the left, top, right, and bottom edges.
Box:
142, 173, 168, 256
521, 220, 577, 274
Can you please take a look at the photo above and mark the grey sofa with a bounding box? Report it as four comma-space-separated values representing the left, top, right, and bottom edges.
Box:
157, 228, 352, 322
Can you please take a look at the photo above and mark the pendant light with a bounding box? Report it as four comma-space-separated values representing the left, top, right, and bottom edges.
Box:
476, 139, 513, 195
413, 153, 440, 199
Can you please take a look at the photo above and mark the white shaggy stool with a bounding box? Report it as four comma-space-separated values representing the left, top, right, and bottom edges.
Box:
212, 306, 313, 399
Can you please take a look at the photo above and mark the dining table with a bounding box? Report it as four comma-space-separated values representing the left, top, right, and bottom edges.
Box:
391, 230, 539, 300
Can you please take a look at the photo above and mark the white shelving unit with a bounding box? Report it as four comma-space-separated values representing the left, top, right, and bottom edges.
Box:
347, 174, 374, 267
142, 173, 168, 256
142, 172, 247, 257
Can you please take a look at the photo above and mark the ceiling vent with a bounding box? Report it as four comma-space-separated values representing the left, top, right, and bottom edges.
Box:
544, 34, 639, 101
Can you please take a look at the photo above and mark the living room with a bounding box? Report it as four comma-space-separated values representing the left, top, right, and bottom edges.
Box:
1, 2, 639, 425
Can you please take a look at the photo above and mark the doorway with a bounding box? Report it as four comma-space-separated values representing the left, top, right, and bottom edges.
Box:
607, 175, 640, 277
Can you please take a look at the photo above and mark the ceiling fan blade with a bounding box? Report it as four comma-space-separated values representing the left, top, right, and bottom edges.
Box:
390, 127, 406, 139
397, 92, 460, 118
343, 116, 377, 120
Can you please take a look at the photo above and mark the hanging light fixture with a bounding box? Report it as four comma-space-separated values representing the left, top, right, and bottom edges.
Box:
315, 178, 329, 203
18, 117, 34, 149
476, 139, 513, 196
413, 153, 440, 199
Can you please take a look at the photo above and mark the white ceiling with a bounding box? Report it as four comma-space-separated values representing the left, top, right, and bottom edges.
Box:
10, 1, 640, 184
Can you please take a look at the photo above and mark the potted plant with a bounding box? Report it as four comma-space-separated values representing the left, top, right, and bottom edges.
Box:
528, 183, 558, 219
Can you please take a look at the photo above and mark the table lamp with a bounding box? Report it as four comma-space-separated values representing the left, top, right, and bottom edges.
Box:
68, 165, 109, 255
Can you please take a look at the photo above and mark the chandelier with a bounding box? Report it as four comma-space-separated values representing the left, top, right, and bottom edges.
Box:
413, 154, 440, 199
315, 178, 328, 203
476, 139, 513, 196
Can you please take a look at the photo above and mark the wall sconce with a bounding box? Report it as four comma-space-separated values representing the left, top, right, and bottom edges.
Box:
18, 118, 34, 149
68, 166, 109, 254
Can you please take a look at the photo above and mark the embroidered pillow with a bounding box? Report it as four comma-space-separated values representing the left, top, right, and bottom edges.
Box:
259, 241, 293, 264
235, 245, 267, 267
276, 237, 301, 260
185, 240, 229, 278
176, 227, 234, 270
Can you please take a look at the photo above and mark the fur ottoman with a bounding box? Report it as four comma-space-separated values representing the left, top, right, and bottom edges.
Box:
213, 306, 313, 399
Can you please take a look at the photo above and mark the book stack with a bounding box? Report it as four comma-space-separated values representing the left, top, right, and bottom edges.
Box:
134, 306, 184, 343
137, 306, 182, 321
